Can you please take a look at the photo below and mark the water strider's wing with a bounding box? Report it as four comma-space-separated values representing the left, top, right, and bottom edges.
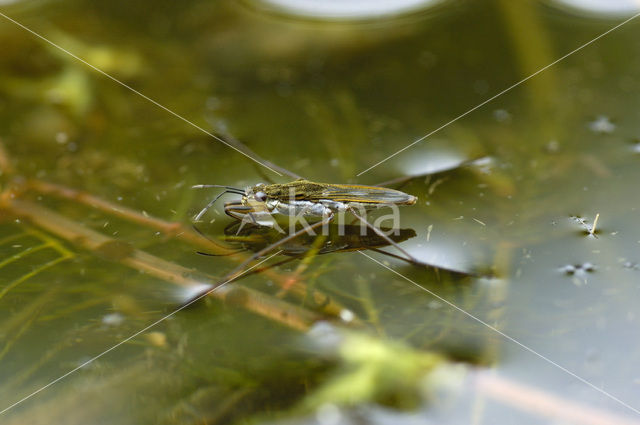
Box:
314, 183, 417, 205
263, 180, 416, 205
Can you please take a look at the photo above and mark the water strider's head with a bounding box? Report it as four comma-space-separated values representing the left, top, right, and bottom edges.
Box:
245, 183, 269, 204
239, 183, 279, 217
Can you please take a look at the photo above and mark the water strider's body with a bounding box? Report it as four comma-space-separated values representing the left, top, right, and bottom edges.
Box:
192, 178, 418, 265
219, 179, 417, 224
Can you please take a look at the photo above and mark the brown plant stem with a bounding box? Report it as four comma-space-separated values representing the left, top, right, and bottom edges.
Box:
3, 198, 320, 331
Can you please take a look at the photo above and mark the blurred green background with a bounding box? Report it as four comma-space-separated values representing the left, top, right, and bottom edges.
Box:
1, 0, 640, 424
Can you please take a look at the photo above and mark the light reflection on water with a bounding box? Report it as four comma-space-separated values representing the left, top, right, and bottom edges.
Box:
251, 0, 446, 20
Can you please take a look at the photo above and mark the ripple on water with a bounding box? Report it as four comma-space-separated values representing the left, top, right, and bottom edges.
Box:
559, 262, 596, 276
622, 261, 640, 271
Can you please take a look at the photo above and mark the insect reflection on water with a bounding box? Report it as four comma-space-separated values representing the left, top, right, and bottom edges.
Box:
224, 221, 417, 258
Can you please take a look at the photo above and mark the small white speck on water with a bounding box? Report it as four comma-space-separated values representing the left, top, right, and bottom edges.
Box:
493, 109, 511, 123
339, 309, 354, 323
55, 132, 68, 144
472, 218, 486, 226
545, 139, 560, 152
428, 300, 442, 309
588, 115, 615, 134
102, 313, 125, 326
426, 224, 433, 242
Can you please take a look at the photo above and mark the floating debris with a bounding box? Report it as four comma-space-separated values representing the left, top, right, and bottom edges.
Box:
101, 312, 125, 326
569, 214, 602, 236
590, 213, 600, 236
472, 218, 486, 226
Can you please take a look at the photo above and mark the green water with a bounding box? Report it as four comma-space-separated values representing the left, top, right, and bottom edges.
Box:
1, 0, 640, 424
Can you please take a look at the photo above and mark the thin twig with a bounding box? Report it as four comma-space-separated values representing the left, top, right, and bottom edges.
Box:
590, 213, 600, 236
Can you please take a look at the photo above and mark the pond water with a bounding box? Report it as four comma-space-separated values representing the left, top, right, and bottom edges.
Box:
1, 1, 640, 424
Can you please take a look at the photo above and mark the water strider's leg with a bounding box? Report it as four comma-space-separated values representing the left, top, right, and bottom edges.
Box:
229, 213, 333, 275
192, 184, 245, 191
368, 247, 417, 264
224, 201, 252, 220
192, 186, 245, 221
181, 214, 334, 306
235, 212, 261, 235
191, 224, 245, 257
347, 206, 420, 265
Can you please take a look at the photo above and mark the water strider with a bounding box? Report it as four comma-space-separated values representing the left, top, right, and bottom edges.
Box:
193, 178, 417, 225
189, 179, 421, 297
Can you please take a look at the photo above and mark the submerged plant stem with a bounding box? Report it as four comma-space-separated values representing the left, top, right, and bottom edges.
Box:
3, 199, 321, 331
